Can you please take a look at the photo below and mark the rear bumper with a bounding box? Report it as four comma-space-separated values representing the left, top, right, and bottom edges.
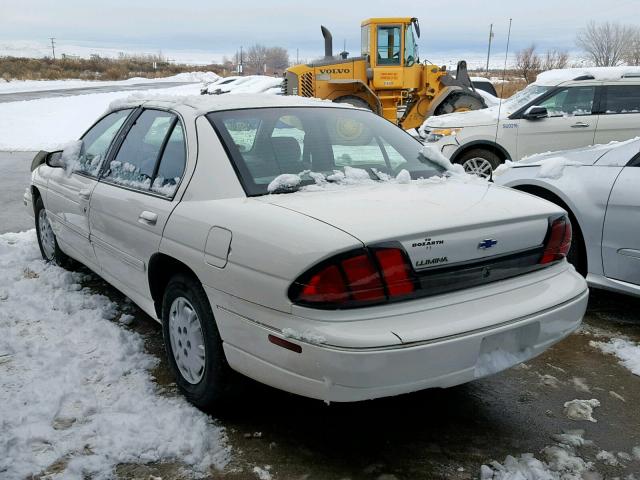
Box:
208, 264, 588, 402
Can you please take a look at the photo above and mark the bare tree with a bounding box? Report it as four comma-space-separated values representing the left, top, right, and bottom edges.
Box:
515, 44, 542, 84
542, 49, 570, 70
623, 26, 640, 66
265, 47, 289, 72
576, 21, 634, 66
245, 44, 289, 74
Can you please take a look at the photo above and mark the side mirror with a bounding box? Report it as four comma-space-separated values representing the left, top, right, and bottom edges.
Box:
523, 105, 548, 120
45, 151, 65, 168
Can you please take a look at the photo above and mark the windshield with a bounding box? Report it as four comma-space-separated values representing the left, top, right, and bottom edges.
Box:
207, 107, 444, 196
502, 84, 552, 112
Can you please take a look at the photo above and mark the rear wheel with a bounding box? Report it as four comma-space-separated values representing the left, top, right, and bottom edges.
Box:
34, 196, 71, 267
161, 273, 234, 410
435, 91, 485, 115
333, 96, 372, 110
456, 149, 501, 178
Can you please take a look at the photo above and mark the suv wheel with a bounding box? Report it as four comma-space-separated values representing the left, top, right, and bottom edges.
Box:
456, 149, 502, 178
161, 273, 233, 410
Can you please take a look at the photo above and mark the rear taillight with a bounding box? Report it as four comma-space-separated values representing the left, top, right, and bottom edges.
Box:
290, 247, 416, 309
540, 216, 572, 264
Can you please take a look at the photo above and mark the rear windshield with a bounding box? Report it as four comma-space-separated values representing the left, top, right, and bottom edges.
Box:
207, 107, 443, 196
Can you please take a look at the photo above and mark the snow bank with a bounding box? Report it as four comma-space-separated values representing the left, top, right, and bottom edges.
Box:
535, 66, 640, 86
0, 83, 201, 151
0, 230, 229, 479
0, 72, 217, 94
590, 338, 640, 376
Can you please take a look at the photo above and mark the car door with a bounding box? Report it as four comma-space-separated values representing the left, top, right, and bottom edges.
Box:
593, 83, 640, 144
515, 85, 598, 159
601, 152, 640, 285
45, 109, 132, 268
89, 109, 188, 301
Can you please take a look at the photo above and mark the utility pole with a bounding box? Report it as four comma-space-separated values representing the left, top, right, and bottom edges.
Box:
49, 37, 56, 60
485, 24, 493, 74
239, 46, 243, 75
296, 48, 299, 64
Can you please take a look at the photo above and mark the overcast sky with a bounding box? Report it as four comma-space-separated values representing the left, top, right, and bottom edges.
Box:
1, 0, 639, 61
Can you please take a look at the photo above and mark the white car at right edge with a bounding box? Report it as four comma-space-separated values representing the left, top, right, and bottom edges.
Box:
25, 94, 588, 409
420, 67, 640, 177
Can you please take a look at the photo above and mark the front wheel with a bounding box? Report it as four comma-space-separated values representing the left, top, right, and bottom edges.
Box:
456, 149, 502, 178
161, 273, 234, 410
435, 91, 485, 115
34, 196, 71, 266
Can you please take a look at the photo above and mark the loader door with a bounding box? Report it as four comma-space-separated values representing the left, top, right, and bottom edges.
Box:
371, 24, 404, 89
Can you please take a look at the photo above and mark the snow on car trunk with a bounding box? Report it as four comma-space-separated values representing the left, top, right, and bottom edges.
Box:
258, 180, 559, 270
0, 230, 229, 479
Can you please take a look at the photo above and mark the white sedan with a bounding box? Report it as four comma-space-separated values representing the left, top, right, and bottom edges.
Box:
25, 94, 588, 408
495, 138, 640, 298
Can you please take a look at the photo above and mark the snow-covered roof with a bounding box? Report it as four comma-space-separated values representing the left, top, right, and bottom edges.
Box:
108, 92, 353, 115
534, 66, 640, 86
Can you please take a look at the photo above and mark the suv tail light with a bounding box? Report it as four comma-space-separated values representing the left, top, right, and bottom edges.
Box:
290, 247, 416, 309
540, 216, 572, 265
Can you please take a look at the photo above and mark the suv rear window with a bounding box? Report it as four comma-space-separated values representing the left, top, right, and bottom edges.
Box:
602, 85, 640, 114
207, 107, 443, 196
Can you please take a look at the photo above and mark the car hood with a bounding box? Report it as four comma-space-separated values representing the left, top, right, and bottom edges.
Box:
516, 137, 640, 167
423, 106, 501, 129
257, 180, 561, 270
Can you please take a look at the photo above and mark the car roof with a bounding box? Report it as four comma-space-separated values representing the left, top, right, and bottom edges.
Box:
534, 66, 640, 87
107, 93, 356, 117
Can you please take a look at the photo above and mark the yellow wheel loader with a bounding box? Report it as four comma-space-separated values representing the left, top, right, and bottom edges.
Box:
283, 17, 486, 131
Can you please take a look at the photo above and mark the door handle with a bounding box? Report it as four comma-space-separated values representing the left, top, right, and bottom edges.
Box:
78, 189, 91, 200
138, 211, 158, 225
571, 122, 590, 128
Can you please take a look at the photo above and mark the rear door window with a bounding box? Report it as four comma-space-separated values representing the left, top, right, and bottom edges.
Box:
602, 85, 640, 114
103, 109, 185, 195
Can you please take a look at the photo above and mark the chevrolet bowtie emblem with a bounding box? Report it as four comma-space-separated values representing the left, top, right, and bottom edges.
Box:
478, 239, 498, 249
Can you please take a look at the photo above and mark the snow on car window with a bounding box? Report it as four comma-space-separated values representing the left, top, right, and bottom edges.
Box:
208, 107, 445, 195
72, 109, 132, 176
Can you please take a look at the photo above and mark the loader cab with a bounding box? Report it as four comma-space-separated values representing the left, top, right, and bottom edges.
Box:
361, 17, 421, 89
362, 18, 419, 67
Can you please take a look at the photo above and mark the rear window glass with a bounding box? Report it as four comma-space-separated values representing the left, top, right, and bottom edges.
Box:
207, 107, 443, 196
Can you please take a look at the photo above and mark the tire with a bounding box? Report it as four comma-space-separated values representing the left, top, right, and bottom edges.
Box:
456, 149, 502, 178
333, 96, 372, 110
34, 196, 72, 267
435, 91, 485, 115
161, 273, 234, 410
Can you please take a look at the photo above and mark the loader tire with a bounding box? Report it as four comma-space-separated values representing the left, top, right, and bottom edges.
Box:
333, 96, 372, 111
435, 91, 485, 115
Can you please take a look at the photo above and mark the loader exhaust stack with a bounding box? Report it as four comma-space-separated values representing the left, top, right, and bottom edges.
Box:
321, 26, 333, 59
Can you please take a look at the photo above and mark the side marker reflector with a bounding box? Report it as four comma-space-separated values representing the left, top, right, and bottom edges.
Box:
268, 334, 302, 353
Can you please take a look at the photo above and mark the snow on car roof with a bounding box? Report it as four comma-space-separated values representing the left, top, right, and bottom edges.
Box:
534, 66, 640, 86
108, 92, 354, 115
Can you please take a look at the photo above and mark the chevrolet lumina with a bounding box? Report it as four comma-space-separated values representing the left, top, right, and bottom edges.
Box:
25, 94, 588, 409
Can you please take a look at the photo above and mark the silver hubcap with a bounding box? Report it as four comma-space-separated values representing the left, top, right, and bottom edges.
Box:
38, 208, 56, 260
462, 157, 494, 178
168, 297, 206, 384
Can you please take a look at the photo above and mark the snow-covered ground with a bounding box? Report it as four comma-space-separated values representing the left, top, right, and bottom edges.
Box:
0, 230, 229, 479
0, 82, 202, 151
0, 71, 218, 94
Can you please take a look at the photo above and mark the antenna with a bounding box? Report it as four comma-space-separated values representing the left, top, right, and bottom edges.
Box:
494, 18, 512, 145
